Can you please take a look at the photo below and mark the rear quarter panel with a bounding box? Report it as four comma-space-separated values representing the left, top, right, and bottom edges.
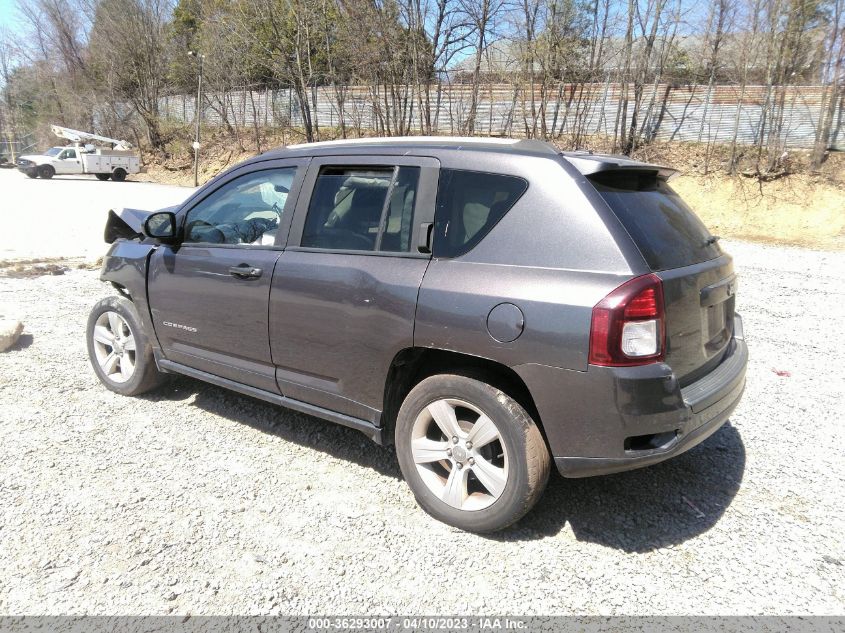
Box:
415, 264, 628, 371
415, 153, 636, 372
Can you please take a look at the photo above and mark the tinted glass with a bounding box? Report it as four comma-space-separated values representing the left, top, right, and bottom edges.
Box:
63, 149, 76, 159
184, 167, 296, 246
302, 166, 420, 252
589, 171, 722, 271
379, 167, 419, 253
433, 169, 527, 258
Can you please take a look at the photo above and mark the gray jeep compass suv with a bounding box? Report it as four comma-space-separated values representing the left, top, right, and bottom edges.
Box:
87, 137, 747, 532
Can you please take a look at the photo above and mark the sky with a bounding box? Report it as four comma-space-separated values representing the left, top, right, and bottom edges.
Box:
0, 0, 21, 32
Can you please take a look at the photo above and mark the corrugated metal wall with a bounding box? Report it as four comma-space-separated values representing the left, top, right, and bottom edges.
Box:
158, 83, 844, 150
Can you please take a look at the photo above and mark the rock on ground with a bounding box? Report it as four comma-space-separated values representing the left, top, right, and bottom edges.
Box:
0, 318, 23, 352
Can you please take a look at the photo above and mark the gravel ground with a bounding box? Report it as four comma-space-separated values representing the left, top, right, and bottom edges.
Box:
0, 169, 844, 615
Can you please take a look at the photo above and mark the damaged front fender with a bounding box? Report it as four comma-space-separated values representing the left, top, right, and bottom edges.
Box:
99, 238, 162, 355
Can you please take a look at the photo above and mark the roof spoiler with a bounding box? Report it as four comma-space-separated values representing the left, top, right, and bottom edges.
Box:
561, 152, 679, 180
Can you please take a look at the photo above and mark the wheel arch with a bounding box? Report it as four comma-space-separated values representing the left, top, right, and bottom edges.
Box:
381, 347, 546, 448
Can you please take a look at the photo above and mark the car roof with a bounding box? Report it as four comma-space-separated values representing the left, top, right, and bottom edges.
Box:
259, 136, 560, 159
254, 136, 677, 177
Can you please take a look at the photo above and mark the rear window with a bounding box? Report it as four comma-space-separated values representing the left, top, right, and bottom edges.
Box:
433, 169, 527, 258
589, 171, 722, 271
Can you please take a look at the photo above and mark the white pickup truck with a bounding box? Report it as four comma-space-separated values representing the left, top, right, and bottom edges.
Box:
16, 146, 140, 181
16, 125, 141, 181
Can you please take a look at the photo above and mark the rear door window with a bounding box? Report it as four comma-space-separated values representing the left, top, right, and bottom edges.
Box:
433, 169, 527, 258
589, 171, 722, 271
301, 166, 420, 252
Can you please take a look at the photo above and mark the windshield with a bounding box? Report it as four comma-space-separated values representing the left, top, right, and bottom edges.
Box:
45, 147, 63, 157
589, 171, 722, 271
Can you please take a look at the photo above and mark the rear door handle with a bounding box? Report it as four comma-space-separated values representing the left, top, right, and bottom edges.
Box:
229, 264, 263, 279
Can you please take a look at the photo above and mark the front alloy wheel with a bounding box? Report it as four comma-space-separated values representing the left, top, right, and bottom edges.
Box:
86, 295, 165, 396
91, 311, 137, 383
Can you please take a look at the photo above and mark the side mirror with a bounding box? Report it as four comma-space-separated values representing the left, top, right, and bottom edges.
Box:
144, 211, 178, 243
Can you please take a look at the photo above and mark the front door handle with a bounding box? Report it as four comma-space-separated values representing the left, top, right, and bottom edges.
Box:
229, 264, 263, 279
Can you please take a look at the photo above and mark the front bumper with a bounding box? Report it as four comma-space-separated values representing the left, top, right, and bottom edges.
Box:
16, 161, 36, 175
515, 314, 747, 478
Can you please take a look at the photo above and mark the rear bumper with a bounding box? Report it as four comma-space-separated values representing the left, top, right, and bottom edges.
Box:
516, 314, 747, 478
555, 366, 744, 476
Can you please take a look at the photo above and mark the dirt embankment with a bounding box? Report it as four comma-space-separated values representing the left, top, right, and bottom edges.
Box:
634, 142, 845, 251
136, 130, 845, 250
134, 128, 310, 188
673, 172, 844, 251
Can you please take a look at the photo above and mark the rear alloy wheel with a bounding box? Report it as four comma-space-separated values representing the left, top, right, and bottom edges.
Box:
95, 173, 111, 181
111, 168, 127, 182
412, 398, 509, 511
395, 374, 550, 533
86, 296, 165, 396
38, 165, 54, 179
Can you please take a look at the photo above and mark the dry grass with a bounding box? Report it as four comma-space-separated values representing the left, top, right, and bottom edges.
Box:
672, 171, 845, 251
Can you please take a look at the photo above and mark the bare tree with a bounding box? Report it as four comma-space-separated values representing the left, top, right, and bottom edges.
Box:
460, 0, 503, 134
812, 0, 844, 166
0, 28, 21, 160
1, 0, 841, 164
87, 0, 174, 150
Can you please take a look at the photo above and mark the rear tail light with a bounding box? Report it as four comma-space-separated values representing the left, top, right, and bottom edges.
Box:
589, 274, 665, 366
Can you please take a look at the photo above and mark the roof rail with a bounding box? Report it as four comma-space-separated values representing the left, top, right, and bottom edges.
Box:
287, 136, 558, 154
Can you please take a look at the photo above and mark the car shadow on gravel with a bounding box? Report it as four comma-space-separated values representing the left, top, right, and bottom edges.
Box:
496, 423, 746, 551
143, 376, 404, 479
144, 377, 744, 551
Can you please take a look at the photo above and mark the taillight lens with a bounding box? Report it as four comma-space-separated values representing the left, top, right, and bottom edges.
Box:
589, 274, 665, 366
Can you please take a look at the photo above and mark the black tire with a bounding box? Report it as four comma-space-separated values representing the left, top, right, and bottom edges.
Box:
95, 173, 111, 181
395, 374, 550, 533
111, 168, 127, 182
25, 170, 38, 179
38, 165, 54, 179
86, 295, 166, 397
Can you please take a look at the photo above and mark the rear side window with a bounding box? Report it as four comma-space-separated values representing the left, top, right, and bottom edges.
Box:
589, 171, 722, 271
433, 169, 527, 258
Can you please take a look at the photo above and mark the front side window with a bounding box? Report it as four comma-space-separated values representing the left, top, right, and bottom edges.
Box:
184, 168, 296, 246
433, 169, 527, 258
60, 149, 76, 160
302, 166, 420, 252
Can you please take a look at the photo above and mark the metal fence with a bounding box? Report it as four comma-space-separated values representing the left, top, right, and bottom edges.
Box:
157, 82, 844, 150
0, 133, 37, 159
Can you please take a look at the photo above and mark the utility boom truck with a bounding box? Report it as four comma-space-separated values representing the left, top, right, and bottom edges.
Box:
16, 125, 140, 181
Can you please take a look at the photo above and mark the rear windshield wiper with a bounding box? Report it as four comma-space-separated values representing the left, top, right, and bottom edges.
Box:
704, 235, 721, 246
